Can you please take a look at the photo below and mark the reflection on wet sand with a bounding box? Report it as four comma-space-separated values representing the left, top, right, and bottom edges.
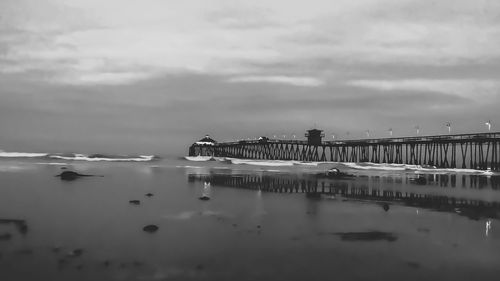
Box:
188, 172, 500, 221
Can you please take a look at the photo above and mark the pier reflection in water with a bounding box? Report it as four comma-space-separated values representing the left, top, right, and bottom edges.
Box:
188, 171, 500, 221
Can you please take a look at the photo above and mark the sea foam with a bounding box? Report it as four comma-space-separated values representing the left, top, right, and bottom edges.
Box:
0, 149, 157, 162
0, 151, 48, 158
49, 154, 155, 162
184, 155, 498, 174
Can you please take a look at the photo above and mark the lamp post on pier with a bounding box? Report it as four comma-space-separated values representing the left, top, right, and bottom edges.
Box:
486, 120, 492, 131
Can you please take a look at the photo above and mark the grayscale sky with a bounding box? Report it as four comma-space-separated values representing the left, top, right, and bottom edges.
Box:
1, 0, 500, 155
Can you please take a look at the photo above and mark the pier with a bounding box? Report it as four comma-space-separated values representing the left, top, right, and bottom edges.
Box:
189, 129, 500, 171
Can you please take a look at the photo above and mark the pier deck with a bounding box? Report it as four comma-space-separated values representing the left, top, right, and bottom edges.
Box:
189, 132, 500, 171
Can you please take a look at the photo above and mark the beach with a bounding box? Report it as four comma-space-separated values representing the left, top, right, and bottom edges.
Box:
1, 157, 500, 281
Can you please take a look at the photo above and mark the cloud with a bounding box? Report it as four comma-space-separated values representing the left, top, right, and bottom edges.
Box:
1, 0, 500, 88
206, 6, 278, 29
55, 71, 155, 85
227, 75, 324, 87
346, 79, 500, 101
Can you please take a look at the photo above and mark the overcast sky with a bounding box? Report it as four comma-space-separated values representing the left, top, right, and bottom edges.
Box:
1, 0, 500, 155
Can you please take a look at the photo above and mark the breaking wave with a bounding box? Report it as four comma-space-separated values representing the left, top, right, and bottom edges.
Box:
0, 151, 48, 158
342, 162, 496, 175
184, 156, 322, 167
183, 155, 497, 174
49, 154, 156, 162
0, 150, 158, 162
228, 158, 295, 166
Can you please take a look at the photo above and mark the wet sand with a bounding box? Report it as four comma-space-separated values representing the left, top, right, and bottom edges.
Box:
1, 158, 500, 281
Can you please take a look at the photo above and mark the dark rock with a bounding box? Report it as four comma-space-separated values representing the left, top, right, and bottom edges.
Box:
0, 233, 12, 241
195, 264, 204, 271
103, 260, 111, 267
143, 225, 159, 233
256, 225, 261, 229
145, 193, 154, 197
129, 200, 140, 205
56, 171, 94, 181
76, 264, 83, 270
199, 196, 210, 201
382, 203, 390, 212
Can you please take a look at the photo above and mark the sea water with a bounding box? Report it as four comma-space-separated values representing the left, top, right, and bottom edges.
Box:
0, 153, 499, 281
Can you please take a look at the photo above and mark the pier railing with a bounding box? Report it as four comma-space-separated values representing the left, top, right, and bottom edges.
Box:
189, 132, 500, 171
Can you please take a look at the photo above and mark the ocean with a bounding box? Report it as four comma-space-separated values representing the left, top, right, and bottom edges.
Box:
1, 151, 499, 281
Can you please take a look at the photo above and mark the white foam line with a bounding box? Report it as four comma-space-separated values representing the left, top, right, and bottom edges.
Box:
184, 156, 213, 162
34, 162, 68, 165
0, 152, 48, 158
50, 155, 154, 162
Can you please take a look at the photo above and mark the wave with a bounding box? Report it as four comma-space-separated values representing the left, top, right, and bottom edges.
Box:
341, 162, 497, 175
184, 156, 229, 162
228, 158, 295, 167
342, 162, 414, 171
49, 154, 156, 162
293, 161, 320, 166
0, 150, 158, 162
0, 151, 48, 158
184, 155, 498, 174
184, 156, 214, 161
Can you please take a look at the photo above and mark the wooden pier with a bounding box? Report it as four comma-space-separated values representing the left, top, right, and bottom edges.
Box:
189, 130, 500, 171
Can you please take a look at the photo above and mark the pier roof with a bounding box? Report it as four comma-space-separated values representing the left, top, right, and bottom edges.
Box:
195, 135, 217, 145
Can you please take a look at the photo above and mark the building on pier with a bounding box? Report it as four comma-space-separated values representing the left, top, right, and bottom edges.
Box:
305, 129, 324, 145
189, 135, 217, 156
195, 135, 217, 145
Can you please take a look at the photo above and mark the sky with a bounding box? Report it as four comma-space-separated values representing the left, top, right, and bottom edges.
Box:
1, 0, 500, 155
